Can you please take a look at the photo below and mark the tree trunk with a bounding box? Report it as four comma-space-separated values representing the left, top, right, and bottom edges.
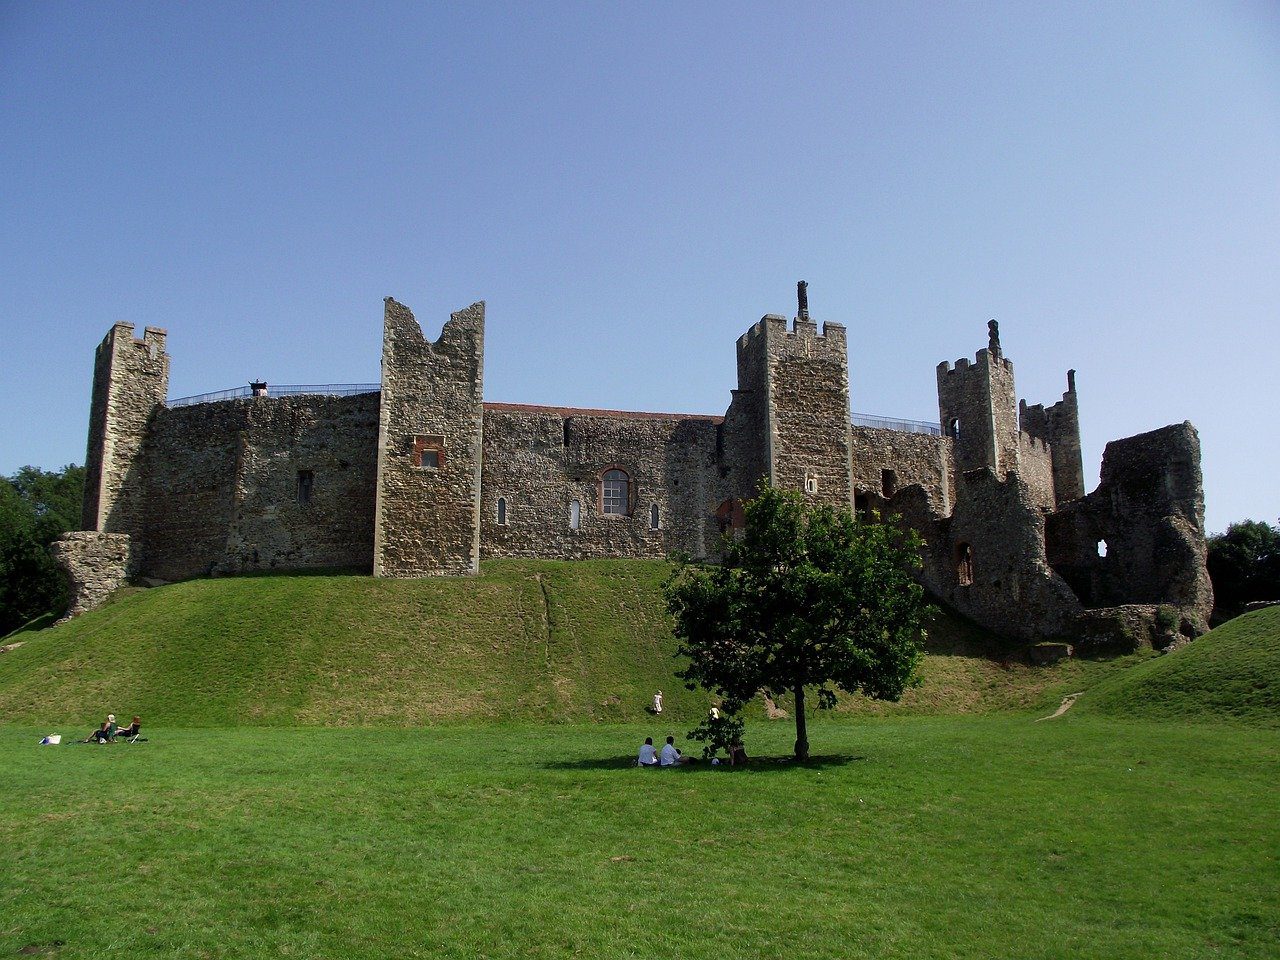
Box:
793, 685, 809, 760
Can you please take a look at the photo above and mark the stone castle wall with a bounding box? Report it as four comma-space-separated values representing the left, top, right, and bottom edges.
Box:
479, 406, 720, 560
142, 394, 378, 580
850, 426, 952, 517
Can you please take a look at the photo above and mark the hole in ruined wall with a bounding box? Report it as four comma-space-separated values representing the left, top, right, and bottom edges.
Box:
569, 500, 581, 530
715, 498, 745, 535
413, 435, 445, 470
650, 503, 660, 530
955, 542, 974, 586
497, 497, 508, 526
948, 418, 960, 440
562, 420, 571, 447
855, 493, 872, 521
805, 472, 819, 495
601, 469, 630, 516
881, 469, 897, 498
296, 470, 314, 505
1097, 539, 1108, 558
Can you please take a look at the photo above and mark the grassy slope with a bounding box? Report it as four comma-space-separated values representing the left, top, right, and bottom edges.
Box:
1076, 606, 1280, 727
0, 559, 1123, 727
2, 719, 1276, 960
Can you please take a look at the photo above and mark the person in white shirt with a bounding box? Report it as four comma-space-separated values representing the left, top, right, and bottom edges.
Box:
659, 735, 685, 766
637, 737, 658, 767
652, 690, 663, 714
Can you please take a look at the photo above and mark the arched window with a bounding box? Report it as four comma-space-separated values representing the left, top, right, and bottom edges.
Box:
569, 500, 581, 530
496, 497, 508, 526
956, 542, 974, 586
649, 503, 660, 530
601, 469, 629, 515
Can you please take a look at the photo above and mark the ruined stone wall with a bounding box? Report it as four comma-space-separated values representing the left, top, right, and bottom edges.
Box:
81, 323, 169, 535
926, 469, 1082, 642
50, 532, 137, 620
1020, 370, 1085, 504
1045, 422, 1212, 631
373, 299, 485, 577
479, 405, 720, 560
766, 317, 853, 508
1016, 432, 1056, 511
142, 394, 379, 581
850, 426, 952, 516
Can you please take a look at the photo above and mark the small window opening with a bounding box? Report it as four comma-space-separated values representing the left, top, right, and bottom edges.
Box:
497, 497, 508, 526
296, 470, 314, 505
956, 542, 974, 586
563, 419, 571, 447
602, 469, 629, 516
569, 500, 581, 530
413, 435, 445, 469
948, 418, 960, 440
1097, 539, 1108, 558
805, 472, 819, 495
881, 469, 897, 498
649, 503, 660, 530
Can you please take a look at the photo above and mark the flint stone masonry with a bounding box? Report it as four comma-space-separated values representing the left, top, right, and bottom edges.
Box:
55, 287, 1213, 649
50, 532, 137, 621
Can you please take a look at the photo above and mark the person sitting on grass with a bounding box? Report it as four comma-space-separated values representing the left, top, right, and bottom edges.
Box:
116, 715, 141, 740
659, 735, 690, 767
84, 714, 116, 743
728, 737, 748, 766
637, 737, 658, 767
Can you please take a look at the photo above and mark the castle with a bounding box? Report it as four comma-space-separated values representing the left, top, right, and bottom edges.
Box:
54, 284, 1213, 648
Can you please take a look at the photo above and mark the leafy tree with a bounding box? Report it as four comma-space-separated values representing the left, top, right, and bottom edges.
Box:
0, 464, 85, 635
664, 485, 931, 760
1207, 519, 1280, 621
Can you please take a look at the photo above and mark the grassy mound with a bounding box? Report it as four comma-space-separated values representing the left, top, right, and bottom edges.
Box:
0, 559, 1121, 726
1076, 606, 1280, 726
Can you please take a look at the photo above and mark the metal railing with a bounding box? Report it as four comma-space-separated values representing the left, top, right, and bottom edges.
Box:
167, 383, 380, 408
851, 412, 942, 436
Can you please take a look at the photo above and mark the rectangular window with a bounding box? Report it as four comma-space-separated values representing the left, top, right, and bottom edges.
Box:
296, 470, 314, 504
413, 435, 445, 469
420, 449, 440, 469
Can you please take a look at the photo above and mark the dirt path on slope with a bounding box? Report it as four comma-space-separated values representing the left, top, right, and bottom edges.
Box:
1036, 692, 1084, 722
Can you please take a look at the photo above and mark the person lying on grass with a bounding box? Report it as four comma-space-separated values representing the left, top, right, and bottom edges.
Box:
659, 735, 692, 766
83, 714, 116, 743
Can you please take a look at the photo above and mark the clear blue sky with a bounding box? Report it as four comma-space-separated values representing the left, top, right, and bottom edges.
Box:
1, 2, 1276, 533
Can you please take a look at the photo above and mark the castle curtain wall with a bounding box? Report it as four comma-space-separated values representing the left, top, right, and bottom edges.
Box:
479, 406, 720, 561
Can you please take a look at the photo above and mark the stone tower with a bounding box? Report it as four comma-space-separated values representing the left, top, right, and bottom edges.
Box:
1020, 370, 1086, 505
721, 284, 852, 508
936, 320, 1019, 477
373, 298, 485, 576
81, 322, 169, 536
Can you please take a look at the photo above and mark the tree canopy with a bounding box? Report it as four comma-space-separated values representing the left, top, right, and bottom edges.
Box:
664, 485, 931, 760
1207, 519, 1280, 621
0, 464, 84, 636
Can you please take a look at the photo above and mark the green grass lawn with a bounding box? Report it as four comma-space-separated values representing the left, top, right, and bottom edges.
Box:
2, 717, 1276, 960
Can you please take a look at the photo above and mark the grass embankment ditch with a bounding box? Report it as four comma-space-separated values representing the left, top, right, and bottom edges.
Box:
0, 560, 1132, 727
2, 717, 1276, 959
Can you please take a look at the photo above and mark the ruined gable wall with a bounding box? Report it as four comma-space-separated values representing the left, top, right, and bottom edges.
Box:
81, 323, 169, 535
373, 299, 485, 577
142, 394, 379, 580
850, 426, 953, 516
767, 318, 853, 508
1046, 422, 1212, 630
479, 407, 720, 560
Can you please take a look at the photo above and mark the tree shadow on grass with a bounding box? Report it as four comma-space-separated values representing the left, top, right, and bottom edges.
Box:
547, 754, 867, 772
